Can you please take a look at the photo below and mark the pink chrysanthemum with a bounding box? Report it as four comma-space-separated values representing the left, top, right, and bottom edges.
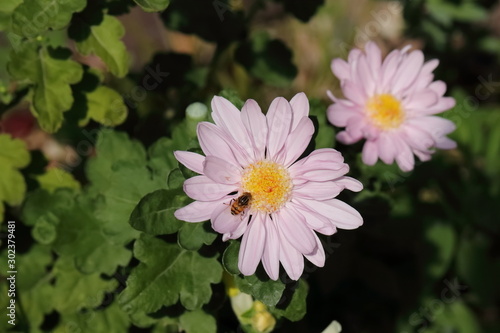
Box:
174, 93, 363, 281
327, 42, 457, 172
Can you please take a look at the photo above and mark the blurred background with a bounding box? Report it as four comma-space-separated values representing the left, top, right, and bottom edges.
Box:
1, 0, 499, 332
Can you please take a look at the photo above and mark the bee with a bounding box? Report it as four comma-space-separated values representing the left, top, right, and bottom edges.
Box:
230, 192, 252, 216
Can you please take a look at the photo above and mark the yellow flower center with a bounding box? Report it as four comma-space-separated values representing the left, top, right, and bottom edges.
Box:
241, 160, 292, 214
366, 94, 405, 130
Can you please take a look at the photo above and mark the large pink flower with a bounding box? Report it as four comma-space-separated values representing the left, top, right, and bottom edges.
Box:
174, 93, 363, 281
328, 42, 457, 172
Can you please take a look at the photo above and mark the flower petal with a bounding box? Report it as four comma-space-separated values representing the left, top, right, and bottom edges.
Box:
276, 207, 317, 255
304, 233, 325, 267
266, 97, 293, 160
362, 140, 378, 165
197, 122, 241, 166
241, 99, 268, 161
211, 96, 254, 158
278, 235, 304, 281
289, 92, 310, 131
211, 199, 248, 234
184, 175, 237, 201
297, 198, 363, 230
175, 200, 222, 222
238, 213, 266, 276
203, 156, 241, 185
261, 216, 280, 280
282, 116, 315, 167
174, 151, 205, 175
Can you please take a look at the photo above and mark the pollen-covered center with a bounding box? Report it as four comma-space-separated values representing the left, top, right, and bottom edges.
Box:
366, 94, 405, 130
241, 160, 293, 214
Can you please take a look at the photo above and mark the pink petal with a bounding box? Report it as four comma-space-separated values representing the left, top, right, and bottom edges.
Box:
238, 213, 266, 276
327, 103, 359, 127
428, 80, 447, 97
420, 97, 456, 115
278, 233, 304, 281
211, 96, 254, 159
401, 124, 435, 152
289, 148, 346, 181
334, 176, 364, 192
261, 216, 280, 280
435, 136, 457, 150
289, 92, 310, 131
392, 50, 424, 95
377, 133, 398, 164
211, 199, 249, 234
175, 200, 222, 222
203, 156, 241, 185
174, 151, 205, 175
197, 122, 240, 166
395, 143, 415, 172
276, 207, 317, 255
342, 81, 366, 105
293, 180, 347, 200
380, 49, 402, 91
222, 215, 249, 241
241, 99, 268, 161
331, 58, 350, 81
297, 198, 363, 230
290, 202, 336, 235
282, 117, 315, 167
266, 97, 293, 160
365, 41, 382, 82
183, 175, 237, 201
304, 233, 325, 267
362, 140, 378, 165
404, 90, 438, 110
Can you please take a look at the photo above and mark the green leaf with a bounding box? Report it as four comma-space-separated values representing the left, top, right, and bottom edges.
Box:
52, 256, 117, 314
54, 303, 130, 333
7, 43, 83, 132
35, 168, 81, 193
10, 0, 86, 37
167, 168, 185, 189
53, 193, 133, 275
80, 86, 128, 126
235, 274, 286, 307
179, 310, 217, 333
235, 32, 297, 87
0, 0, 22, 31
148, 138, 180, 183
32, 213, 58, 245
0, 134, 30, 217
22, 189, 75, 227
129, 189, 188, 235
75, 15, 130, 77
178, 221, 217, 251
15, 244, 55, 328
222, 241, 241, 275
423, 221, 456, 281
134, 0, 170, 12
119, 234, 222, 313
271, 280, 308, 322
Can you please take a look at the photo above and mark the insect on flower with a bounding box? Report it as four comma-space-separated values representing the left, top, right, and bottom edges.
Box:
230, 192, 252, 216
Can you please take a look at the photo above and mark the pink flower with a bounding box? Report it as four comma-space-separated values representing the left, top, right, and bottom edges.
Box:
328, 42, 457, 172
174, 93, 363, 281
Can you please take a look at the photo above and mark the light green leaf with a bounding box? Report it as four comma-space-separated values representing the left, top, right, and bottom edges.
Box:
119, 234, 222, 313
179, 310, 216, 333
235, 274, 286, 307
75, 15, 130, 77
10, 0, 86, 37
52, 193, 133, 275
7, 43, 83, 132
129, 189, 187, 235
52, 256, 117, 314
270, 280, 308, 322
80, 86, 128, 126
0, 0, 22, 31
134, 0, 170, 12
178, 221, 217, 251
16, 244, 55, 329
35, 168, 81, 193
309, 98, 335, 149
0, 134, 30, 219
32, 212, 58, 245
167, 168, 185, 189
54, 303, 130, 333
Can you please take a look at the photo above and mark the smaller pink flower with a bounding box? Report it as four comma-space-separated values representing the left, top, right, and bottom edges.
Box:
328, 42, 457, 172
174, 93, 363, 281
